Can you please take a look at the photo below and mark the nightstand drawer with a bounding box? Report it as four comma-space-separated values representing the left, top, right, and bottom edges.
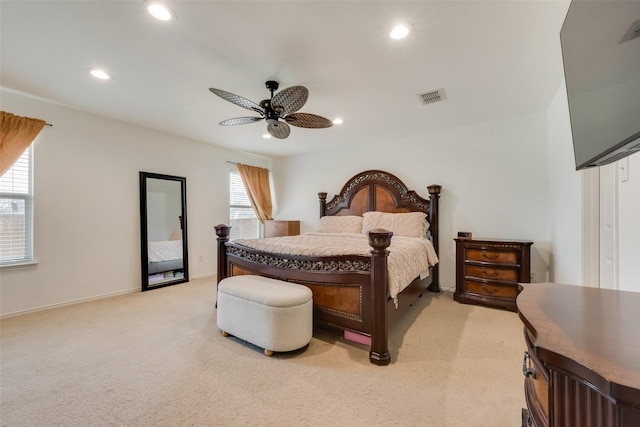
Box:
465, 265, 518, 281
466, 249, 517, 264
465, 281, 519, 299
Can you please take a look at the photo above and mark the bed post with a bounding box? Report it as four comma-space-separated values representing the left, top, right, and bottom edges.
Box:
214, 224, 231, 284
427, 185, 442, 292
368, 229, 393, 366
318, 192, 327, 217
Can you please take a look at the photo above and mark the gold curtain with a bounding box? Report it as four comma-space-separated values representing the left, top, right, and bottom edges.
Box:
237, 163, 273, 224
0, 111, 46, 176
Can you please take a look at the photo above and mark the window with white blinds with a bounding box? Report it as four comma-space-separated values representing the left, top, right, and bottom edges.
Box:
0, 146, 34, 264
229, 169, 259, 240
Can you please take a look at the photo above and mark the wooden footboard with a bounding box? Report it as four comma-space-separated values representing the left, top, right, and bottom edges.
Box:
215, 224, 395, 365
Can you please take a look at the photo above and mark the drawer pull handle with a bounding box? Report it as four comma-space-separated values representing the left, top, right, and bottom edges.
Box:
482, 285, 499, 295
482, 253, 499, 260
522, 351, 536, 378
482, 269, 499, 277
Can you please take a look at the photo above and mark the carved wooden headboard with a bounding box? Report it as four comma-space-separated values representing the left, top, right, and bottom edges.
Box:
317, 169, 441, 255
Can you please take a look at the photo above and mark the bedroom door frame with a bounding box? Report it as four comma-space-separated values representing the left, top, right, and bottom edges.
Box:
581, 167, 600, 287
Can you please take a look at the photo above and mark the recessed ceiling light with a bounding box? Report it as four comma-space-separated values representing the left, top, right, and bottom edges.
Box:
390, 24, 410, 40
146, 2, 174, 21
262, 133, 272, 139
89, 69, 111, 80
333, 118, 343, 125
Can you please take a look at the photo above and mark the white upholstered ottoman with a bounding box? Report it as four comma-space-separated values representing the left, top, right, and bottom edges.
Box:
217, 275, 313, 356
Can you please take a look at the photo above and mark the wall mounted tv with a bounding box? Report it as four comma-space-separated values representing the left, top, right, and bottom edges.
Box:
560, 0, 640, 170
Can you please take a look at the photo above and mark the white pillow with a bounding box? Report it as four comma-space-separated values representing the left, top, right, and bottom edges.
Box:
317, 215, 363, 234
362, 211, 429, 238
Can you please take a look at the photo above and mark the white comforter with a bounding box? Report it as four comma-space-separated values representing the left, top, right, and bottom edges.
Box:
233, 232, 439, 299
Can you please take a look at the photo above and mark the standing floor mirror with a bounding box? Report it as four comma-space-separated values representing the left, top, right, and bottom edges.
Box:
140, 172, 189, 291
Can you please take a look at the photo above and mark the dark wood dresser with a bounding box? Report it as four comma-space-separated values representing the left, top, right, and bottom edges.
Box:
517, 283, 640, 427
454, 238, 532, 312
263, 220, 300, 238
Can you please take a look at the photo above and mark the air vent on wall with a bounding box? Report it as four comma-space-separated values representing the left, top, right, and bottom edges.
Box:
418, 88, 446, 105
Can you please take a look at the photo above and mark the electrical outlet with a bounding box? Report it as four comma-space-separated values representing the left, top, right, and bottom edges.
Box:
198, 255, 203, 262
530, 272, 535, 282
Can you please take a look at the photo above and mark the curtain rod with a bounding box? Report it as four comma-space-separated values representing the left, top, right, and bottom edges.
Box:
226, 160, 271, 171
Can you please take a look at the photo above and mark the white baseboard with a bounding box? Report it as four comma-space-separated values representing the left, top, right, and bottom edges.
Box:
1, 288, 138, 319
190, 272, 215, 280
1, 273, 218, 319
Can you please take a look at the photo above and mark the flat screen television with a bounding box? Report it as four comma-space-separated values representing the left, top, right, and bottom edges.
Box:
560, 0, 640, 170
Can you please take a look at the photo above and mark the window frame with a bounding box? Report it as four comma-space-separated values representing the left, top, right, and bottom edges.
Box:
0, 145, 35, 266
228, 167, 259, 240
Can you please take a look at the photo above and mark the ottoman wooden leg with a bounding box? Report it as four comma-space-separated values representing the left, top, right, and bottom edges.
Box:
222, 330, 230, 337
264, 349, 274, 357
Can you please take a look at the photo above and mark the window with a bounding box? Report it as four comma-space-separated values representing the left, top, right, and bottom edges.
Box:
229, 169, 259, 240
0, 146, 34, 264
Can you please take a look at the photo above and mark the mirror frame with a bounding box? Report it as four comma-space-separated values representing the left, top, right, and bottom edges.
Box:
139, 172, 189, 291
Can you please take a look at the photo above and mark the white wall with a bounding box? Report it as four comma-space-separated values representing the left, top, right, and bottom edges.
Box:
546, 82, 583, 285
272, 111, 552, 292
0, 89, 269, 316
3, 85, 633, 315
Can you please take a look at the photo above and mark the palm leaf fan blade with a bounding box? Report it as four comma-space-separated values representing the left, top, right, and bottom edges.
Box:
284, 113, 333, 129
271, 86, 308, 115
267, 122, 291, 139
209, 88, 264, 114
218, 117, 263, 126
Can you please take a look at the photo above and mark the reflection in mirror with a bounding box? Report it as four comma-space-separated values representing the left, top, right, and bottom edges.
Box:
140, 172, 189, 291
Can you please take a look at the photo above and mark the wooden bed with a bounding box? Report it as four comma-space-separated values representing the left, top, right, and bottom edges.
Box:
215, 170, 441, 365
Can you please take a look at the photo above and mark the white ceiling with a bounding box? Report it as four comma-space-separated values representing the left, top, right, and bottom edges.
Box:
0, 0, 570, 158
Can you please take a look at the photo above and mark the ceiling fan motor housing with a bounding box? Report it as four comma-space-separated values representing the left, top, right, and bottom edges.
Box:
262, 100, 280, 125
265, 80, 279, 92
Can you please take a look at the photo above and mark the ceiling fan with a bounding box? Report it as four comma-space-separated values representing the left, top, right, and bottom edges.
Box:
209, 81, 333, 139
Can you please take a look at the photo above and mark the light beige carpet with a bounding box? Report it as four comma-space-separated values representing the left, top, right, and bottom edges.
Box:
0, 277, 525, 426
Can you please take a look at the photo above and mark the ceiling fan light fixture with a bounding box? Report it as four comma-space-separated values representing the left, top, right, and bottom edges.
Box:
262, 133, 272, 139
333, 118, 343, 125
390, 24, 410, 40
146, 2, 174, 21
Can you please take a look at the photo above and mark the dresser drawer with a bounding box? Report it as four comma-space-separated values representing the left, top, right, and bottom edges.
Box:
465, 265, 518, 281
465, 281, 519, 299
466, 249, 517, 264
524, 329, 549, 423
525, 374, 549, 426
264, 220, 300, 238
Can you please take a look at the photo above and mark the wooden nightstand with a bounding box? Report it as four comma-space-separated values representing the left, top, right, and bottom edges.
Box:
454, 238, 533, 312
263, 220, 300, 238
